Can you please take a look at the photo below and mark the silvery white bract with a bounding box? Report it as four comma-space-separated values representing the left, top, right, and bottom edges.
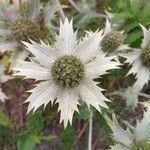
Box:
13, 18, 120, 128
120, 25, 150, 91
0, 64, 10, 101
109, 108, 150, 150
0, 88, 6, 102
0, 65, 10, 82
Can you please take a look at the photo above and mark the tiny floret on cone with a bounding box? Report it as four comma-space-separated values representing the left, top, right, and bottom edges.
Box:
51, 55, 85, 88
131, 140, 150, 150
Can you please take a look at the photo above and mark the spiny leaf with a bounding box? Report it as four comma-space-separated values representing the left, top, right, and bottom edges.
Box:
107, 116, 134, 147
112, 12, 133, 23
0, 111, 12, 127
61, 126, 75, 150
78, 106, 90, 120
140, 3, 150, 23
17, 134, 35, 150
130, 0, 142, 15
125, 30, 143, 44
31, 134, 55, 143
121, 21, 138, 32
27, 112, 44, 133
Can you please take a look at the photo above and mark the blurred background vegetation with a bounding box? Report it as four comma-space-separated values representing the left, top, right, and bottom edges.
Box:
0, 0, 150, 150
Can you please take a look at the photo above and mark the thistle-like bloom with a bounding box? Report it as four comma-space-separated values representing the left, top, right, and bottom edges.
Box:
121, 25, 150, 90
0, 0, 57, 67
13, 18, 120, 127
109, 108, 150, 150
100, 19, 129, 55
0, 0, 41, 52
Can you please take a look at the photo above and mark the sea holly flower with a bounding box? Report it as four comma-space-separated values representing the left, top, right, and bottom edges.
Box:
0, 0, 42, 52
13, 18, 120, 127
108, 108, 150, 150
100, 19, 129, 55
0, 0, 58, 68
120, 25, 150, 90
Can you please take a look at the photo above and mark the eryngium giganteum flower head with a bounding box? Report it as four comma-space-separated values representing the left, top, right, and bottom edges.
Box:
0, 0, 42, 52
109, 108, 150, 150
13, 18, 120, 128
100, 19, 129, 55
0, 0, 58, 68
0, 0, 42, 69
120, 25, 150, 91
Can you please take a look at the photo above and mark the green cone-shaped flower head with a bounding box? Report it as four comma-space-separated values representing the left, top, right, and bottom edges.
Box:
101, 30, 123, 53
12, 19, 43, 43
131, 140, 150, 150
51, 55, 85, 88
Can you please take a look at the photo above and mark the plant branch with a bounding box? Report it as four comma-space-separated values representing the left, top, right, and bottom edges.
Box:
55, 0, 66, 23
12, 0, 19, 10
68, 0, 80, 12
94, 12, 108, 18
88, 111, 93, 150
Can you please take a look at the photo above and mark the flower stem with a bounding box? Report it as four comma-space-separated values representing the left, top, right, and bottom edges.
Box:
55, 0, 66, 23
88, 111, 93, 150
68, 0, 80, 12
12, 0, 19, 10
